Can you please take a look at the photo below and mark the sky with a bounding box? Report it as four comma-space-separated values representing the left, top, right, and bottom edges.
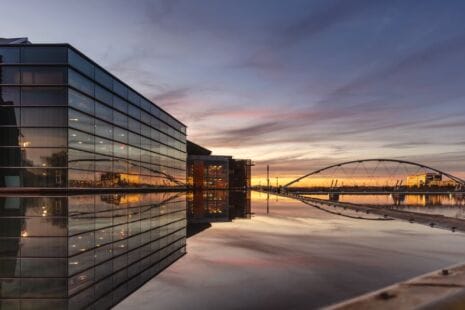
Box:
2, 0, 465, 184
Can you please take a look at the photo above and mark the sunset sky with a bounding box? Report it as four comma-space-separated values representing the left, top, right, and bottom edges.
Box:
2, 0, 465, 184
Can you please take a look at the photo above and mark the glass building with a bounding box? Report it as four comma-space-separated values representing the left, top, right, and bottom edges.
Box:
0, 192, 187, 309
187, 155, 231, 189
0, 43, 186, 190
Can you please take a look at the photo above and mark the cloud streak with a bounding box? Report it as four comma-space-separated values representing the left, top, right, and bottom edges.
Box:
5, 0, 464, 179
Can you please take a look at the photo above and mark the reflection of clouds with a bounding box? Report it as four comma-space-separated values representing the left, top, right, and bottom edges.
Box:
117, 193, 465, 309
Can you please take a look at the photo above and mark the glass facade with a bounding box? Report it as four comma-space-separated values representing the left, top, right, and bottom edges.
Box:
0, 45, 187, 189
0, 193, 187, 309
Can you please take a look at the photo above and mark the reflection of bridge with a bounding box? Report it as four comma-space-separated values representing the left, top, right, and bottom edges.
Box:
282, 158, 465, 193
257, 158, 465, 232
258, 190, 465, 232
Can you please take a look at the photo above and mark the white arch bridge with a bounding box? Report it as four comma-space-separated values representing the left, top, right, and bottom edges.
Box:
282, 158, 465, 193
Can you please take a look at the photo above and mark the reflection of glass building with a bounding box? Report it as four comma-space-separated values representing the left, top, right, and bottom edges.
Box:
0, 193, 187, 309
187, 190, 251, 224
0, 42, 186, 190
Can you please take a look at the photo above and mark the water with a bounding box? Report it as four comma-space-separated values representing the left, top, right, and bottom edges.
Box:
116, 191, 465, 309
5, 191, 464, 309
305, 193, 465, 219
0, 193, 187, 309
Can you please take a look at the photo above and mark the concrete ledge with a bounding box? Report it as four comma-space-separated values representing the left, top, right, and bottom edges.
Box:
326, 263, 465, 309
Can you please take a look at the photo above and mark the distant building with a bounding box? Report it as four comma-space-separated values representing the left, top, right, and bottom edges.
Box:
229, 159, 252, 189
188, 154, 231, 189
186, 141, 252, 189
406, 173, 442, 187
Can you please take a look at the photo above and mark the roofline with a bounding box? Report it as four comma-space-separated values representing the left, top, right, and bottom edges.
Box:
188, 154, 233, 159
0, 43, 187, 128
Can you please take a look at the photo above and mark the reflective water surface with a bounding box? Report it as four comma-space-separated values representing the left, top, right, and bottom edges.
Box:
305, 193, 465, 219
187, 190, 251, 237
0, 192, 187, 309
117, 191, 465, 310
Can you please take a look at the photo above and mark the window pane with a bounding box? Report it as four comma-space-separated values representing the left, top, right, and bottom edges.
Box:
21, 67, 66, 84
21, 107, 67, 127
69, 89, 94, 114
129, 146, 140, 162
0, 168, 21, 187
128, 90, 140, 106
0, 236, 20, 256
69, 108, 94, 133
113, 96, 127, 113
128, 104, 140, 118
68, 149, 95, 171
21, 196, 67, 217
95, 67, 112, 89
20, 128, 67, 147
21, 87, 66, 106
0, 67, 20, 84
21, 168, 66, 188
128, 118, 140, 134
0, 128, 20, 146
68, 49, 94, 77
113, 111, 127, 128
21, 236, 67, 257
68, 169, 95, 187
113, 80, 127, 98
0, 106, 20, 126
21, 278, 67, 298
69, 129, 94, 152
0, 47, 20, 63
95, 119, 112, 139
95, 138, 113, 156
0, 148, 21, 167
95, 154, 112, 172
95, 85, 112, 105
113, 127, 127, 143
21, 258, 67, 277
21, 148, 67, 167
0, 87, 19, 106
113, 143, 127, 159
0, 278, 20, 298
95, 102, 112, 123
20, 47, 67, 63
129, 132, 140, 147
69, 69, 93, 95
113, 161, 128, 178
141, 124, 150, 139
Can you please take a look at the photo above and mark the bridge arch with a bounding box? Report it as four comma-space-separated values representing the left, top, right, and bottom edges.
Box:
283, 158, 465, 188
